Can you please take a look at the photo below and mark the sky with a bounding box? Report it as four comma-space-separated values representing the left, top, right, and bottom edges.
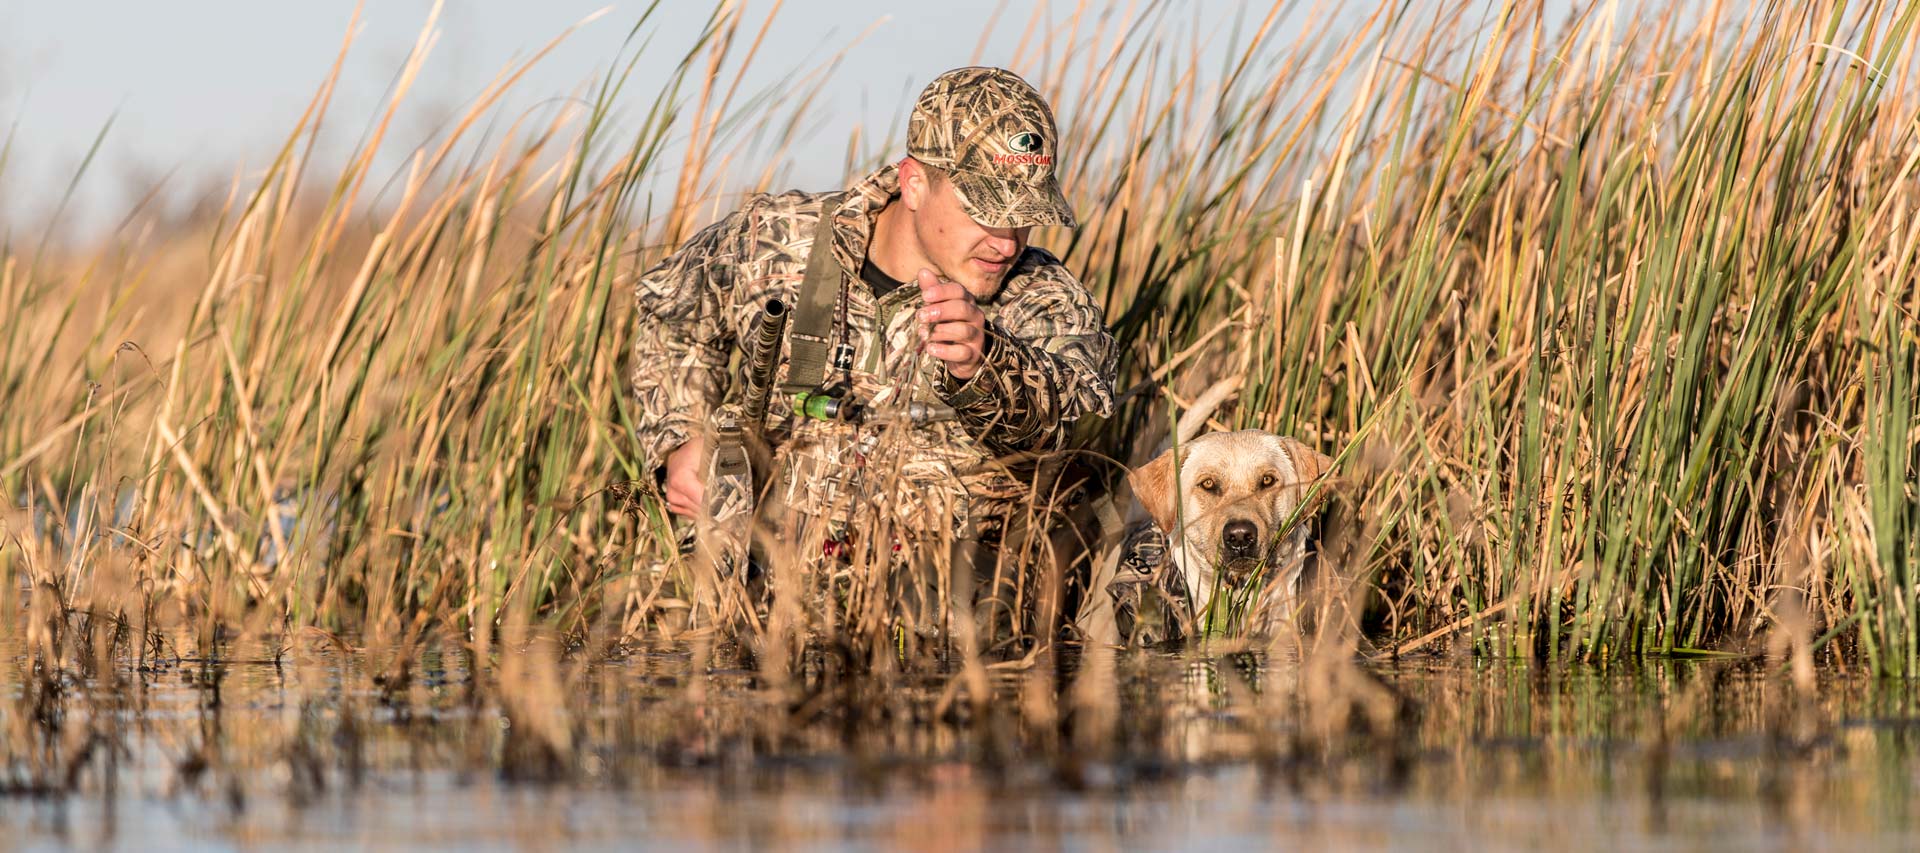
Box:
2, 0, 1325, 242
0, 1, 1736, 243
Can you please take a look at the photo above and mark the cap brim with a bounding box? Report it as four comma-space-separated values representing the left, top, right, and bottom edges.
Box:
947, 170, 1076, 229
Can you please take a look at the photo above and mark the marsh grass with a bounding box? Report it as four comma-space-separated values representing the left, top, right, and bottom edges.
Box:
0, 0, 1916, 745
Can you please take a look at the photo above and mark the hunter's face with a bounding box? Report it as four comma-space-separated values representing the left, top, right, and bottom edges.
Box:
909, 170, 1030, 299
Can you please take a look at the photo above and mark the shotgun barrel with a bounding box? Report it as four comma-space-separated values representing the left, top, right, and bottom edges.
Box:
741, 298, 788, 429
700, 298, 787, 577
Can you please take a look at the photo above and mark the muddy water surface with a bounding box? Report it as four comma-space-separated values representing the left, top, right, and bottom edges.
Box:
6, 644, 1919, 851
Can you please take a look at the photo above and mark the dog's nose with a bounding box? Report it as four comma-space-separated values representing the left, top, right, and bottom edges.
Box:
1222, 520, 1259, 555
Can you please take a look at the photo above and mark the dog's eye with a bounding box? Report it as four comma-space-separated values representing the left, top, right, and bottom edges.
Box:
1259, 473, 1277, 489
1198, 478, 1219, 493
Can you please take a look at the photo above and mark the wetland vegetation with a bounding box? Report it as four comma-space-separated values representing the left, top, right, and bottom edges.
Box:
3, 0, 1917, 846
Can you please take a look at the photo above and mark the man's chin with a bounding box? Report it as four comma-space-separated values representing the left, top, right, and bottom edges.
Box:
955, 276, 1000, 299
953, 261, 1012, 297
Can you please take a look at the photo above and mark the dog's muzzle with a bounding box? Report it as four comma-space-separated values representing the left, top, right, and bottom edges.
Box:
1221, 519, 1260, 561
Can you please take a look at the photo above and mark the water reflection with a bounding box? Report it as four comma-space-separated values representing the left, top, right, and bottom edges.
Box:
5, 645, 1918, 849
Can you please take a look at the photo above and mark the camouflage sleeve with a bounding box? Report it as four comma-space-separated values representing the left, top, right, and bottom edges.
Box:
630, 210, 748, 471
934, 265, 1116, 454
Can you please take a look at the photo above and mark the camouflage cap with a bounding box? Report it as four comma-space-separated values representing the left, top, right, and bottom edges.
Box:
907, 67, 1076, 229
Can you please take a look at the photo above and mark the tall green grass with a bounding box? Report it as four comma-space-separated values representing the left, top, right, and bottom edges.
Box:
1, 0, 1915, 672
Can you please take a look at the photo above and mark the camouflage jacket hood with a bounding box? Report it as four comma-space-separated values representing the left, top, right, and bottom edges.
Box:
630, 164, 1116, 537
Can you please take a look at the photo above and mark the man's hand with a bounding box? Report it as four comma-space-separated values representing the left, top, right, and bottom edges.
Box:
916, 269, 988, 381
664, 436, 706, 518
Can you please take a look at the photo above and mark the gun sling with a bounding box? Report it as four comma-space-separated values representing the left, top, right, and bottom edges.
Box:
779, 194, 848, 393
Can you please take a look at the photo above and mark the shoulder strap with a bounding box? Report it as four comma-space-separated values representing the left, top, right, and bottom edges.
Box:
780, 193, 847, 392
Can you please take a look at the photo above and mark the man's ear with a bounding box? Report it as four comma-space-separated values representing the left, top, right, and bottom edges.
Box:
1278, 437, 1335, 513
898, 157, 928, 211
1128, 447, 1182, 533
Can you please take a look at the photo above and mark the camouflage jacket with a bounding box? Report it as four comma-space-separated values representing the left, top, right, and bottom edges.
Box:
630, 164, 1117, 539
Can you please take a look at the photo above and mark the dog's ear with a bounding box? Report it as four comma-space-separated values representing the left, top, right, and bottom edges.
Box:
1128, 447, 1183, 532
1279, 437, 1335, 513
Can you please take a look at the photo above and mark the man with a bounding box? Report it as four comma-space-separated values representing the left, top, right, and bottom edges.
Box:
629, 67, 1115, 634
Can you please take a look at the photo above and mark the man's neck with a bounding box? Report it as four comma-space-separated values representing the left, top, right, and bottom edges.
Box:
867, 199, 926, 284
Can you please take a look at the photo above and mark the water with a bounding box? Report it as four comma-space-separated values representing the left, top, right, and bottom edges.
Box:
5, 642, 1919, 851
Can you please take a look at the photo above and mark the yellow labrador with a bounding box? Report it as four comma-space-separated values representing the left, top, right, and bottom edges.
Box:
1127, 430, 1332, 631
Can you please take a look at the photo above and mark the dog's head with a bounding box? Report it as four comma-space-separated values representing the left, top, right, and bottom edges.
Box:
1128, 430, 1333, 604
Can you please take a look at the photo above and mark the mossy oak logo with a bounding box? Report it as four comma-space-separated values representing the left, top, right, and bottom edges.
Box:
994, 130, 1053, 166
